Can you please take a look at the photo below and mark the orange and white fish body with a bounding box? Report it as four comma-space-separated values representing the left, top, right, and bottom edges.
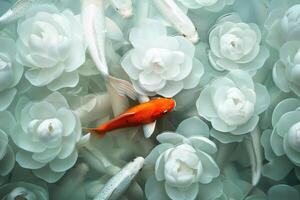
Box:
85, 98, 176, 138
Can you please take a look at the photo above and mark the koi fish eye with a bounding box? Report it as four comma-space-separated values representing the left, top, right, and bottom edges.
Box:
163, 110, 168, 114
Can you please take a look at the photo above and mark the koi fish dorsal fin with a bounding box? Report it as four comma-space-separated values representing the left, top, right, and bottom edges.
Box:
108, 76, 139, 101
143, 121, 156, 138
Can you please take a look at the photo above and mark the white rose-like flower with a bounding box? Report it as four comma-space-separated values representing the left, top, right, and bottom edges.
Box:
121, 20, 204, 98
11, 92, 81, 183
287, 122, 300, 152
273, 41, 300, 96
16, 4, 85, 91
281, 4, 300, 41
265, 4, 300, 49
216, 87, 255, 126
145, 117, 221, 200
0, 36, 23, 111
209, 14, 269, 74
197, 70, 270, 143
177, 0, 234, 12
164, 144, 200, 188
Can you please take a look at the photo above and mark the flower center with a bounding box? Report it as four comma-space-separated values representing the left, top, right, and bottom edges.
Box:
142, 48, 185, 74
220, 33, 245, 60
230, 41, 236, 48
7, 187, 32, 200
177, 160, 192, 174
217, 87, 255, 126
164, 144, 199, 187
15, 195, 27, 200
143, 48, 166, 73
36, 118, 63, 142
288, 122, 300, 152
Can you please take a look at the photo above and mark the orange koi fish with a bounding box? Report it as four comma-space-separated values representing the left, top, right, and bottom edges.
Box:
84, 98, 176, 138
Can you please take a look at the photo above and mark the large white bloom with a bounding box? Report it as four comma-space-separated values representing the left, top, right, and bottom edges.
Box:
164, 144, 201, 188
209, 14, 269, 74
11, 92, 81, 183
197, 70, 269, 143
0, 36, 23, 111
121, 20, 204, 98
273, 41, 300, 97
145, 117, 221, 200
265, 3, 300, 49
16, 4, 85, 91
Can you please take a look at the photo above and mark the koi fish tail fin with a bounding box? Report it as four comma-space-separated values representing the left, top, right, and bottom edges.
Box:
82, 128, 106, 138
107, 75, 138, 101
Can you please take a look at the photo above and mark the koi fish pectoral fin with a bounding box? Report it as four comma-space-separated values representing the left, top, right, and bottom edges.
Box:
82, 128, 106, 138
120, 112, 136, 118
143, 121, 156, 138
107, 76, 139, 101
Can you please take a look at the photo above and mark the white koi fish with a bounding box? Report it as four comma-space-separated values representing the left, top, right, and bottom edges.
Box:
108, 0, 133, 18
81, 0, 156, 137
0, 0, 50, 25
94, 157, 144, 200
152, 0, 199, 43
81, 0, 138, 100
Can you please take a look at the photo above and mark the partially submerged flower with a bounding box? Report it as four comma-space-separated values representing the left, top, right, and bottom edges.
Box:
0, 36, 23, 111
121, 20, 204, 97
197, 70, 269, 143
265, 185, 300, 200
0, 182, 48, 200
208, 14, 269, 75
177, 0, 235, 12
273, 41, 300, 96
261, 98, 300, 181
0, 111, 16, 178
145, 117, 221, 200
265, 3, 300, 49
11, 92, 81, 183
16, 4, 85, 91
247, 184, 300, 200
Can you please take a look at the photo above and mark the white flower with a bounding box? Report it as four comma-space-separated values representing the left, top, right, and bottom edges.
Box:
265, 4, 300, 49
121, 20, 204, 98
217, 87, 255, 126
177, 0, 235, 12
164, 144, 200, 188
0, 36, 23, 111
209, 14, 269, 74
287, 122, 300, 152
281, 4, 300, 41
16, 4, 85, 91
11, 92, 81, 183
145, 117, 221, 200
197, 70, 269, 143
273, 41, 300, 96
0, 182, 49, 200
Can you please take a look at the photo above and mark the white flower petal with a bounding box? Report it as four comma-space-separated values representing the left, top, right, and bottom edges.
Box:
49, 149, 78, 172
47, 71, 79, 91
121, 51, 140, 80
157, 81, 183, 98
139, 71, 162, 86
